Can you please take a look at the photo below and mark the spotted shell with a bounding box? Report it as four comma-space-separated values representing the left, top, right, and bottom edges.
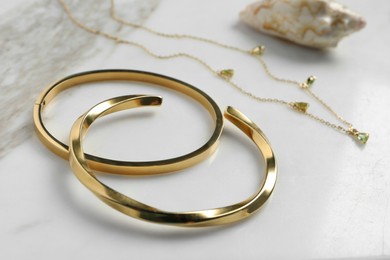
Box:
239, 0, 366, 48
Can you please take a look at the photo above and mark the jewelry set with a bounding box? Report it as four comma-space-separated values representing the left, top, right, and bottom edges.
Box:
32, 1, 368, 228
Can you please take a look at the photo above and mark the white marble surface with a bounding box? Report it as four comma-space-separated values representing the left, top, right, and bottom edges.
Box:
1, 0, 390, 259
0, 0, 159, 156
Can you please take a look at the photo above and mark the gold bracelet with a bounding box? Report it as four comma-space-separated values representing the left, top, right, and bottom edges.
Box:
33, 70, 223, 175
69, 95, 277, 227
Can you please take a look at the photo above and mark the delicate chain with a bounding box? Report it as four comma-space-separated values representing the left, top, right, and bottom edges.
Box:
254, 56, 301, 86
59, 0, 368, 143
59, 0, 289, 105
305, 112, 348, 133
110, 0, 355, 127
305, 88, 352, 127
109, 0, 249, 54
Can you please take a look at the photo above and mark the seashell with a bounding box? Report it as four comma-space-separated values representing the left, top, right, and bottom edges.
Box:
239, 0, 366, 48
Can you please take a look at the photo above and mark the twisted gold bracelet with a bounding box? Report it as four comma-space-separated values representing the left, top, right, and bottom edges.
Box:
69, 95, 277, 227
33, 70, 223, 175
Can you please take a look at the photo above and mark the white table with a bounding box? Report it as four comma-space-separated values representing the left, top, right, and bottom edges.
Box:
1, 0, 389, 259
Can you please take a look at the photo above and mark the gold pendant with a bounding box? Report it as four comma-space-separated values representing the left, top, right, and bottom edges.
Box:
291, 102, 309, 113
300, 76, 316, 89
218, 69, 235, 80
250, 45, 265, 56
347, 128, 369, 144
306, 76, 316, 87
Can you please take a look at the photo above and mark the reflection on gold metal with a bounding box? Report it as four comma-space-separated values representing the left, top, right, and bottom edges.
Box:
69, 97, 277, 227
33, 70, 224, 175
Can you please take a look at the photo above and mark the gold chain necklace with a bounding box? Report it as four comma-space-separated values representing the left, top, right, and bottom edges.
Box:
59, 0, 369, 144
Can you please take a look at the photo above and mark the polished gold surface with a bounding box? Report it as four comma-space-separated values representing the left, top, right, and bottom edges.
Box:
33, 70, 223, 175
69, 96, 277, 227
58, 0, 368, 142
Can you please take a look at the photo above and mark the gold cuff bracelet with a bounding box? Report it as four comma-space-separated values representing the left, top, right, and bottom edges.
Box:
33, 70, 223, 175
69, 95, 277, 227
